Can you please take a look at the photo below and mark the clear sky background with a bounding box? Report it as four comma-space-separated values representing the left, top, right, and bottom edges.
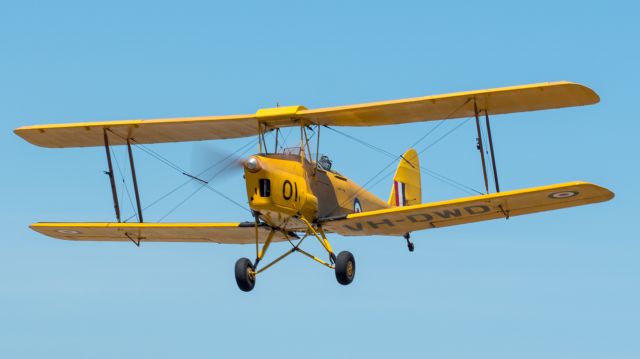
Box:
1, 1, 638, 358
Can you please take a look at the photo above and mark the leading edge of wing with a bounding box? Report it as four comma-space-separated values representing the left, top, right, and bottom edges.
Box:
320, 181, 614, 236
29, 222, 292, 244
14, 113, 258, 148
298, 81, 599, 127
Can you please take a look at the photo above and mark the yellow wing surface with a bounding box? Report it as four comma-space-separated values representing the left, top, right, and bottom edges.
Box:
30, 222, 291, 244
15, 81, 597, 148
321, 182, 613, 236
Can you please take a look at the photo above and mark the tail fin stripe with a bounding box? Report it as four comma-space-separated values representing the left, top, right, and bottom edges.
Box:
401, 182, 406, 206
394, 181, 400, 206
394, 180, 407, 207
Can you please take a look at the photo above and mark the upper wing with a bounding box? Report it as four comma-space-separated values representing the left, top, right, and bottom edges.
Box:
15, 113, 259, 148
298, 81, 598, 127
14, 82, 597, 148
321, 182, 613, 236
30, 222, 292, 244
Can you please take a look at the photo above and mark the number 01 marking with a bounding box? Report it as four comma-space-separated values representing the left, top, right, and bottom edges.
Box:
283, 180, 299, 201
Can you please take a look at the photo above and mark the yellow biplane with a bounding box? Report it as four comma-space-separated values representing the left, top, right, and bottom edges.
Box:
15, 81, 614, 291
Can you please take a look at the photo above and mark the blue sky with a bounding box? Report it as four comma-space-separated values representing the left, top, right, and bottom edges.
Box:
1, 1, 638, 358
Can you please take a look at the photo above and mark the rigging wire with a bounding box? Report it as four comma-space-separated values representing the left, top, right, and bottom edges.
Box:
106, 95, 479, 221
323, 112, 484, 213
115, 136, 257, 222
408, 98, 472, 149
367, 160, 482, 196
281, 127, 293, 149
324, 126, 396, 158
155, 141, 256, 221
417, 118, 471, 155
325, 116, 481, 202
132, 142, 189, 174
421, 166, 482, 195
323, 97, 480, 197
158, 139, 255, 215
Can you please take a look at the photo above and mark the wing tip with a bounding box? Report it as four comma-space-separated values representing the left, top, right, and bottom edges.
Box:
14, 127, 66, 148
572, 181, 615, 202
557, 81, 600, 105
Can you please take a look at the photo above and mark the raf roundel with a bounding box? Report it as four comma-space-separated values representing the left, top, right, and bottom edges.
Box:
548, 191, 579, 199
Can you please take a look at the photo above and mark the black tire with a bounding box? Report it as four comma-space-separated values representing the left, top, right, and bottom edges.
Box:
234, 257, 256, 292
335, 251, 356, 285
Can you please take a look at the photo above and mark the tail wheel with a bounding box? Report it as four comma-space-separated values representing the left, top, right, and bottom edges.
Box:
234, 257, 256, 292
335, 251, 356, 285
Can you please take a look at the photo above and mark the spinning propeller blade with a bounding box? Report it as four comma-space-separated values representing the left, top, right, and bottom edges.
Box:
190, 143, 246, 183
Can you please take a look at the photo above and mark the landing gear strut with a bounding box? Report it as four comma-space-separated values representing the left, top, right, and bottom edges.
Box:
233, 219, 357, 291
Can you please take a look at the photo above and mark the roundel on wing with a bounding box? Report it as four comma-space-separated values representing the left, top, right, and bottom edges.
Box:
548, 191, 579, 199
353, 198, 362, 213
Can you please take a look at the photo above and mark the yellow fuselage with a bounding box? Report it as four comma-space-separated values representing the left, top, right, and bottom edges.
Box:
244, 154, 389, 231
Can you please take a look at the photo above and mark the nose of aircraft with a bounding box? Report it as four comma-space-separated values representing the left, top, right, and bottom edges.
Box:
245, 156, 261, 172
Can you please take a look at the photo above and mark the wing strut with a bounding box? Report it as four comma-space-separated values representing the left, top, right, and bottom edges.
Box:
102, 129, 144, 223
474, 100, 490, 193
485, 109, 500, 193
126, 139, 144, 223
474, 100, 502, 194
103, 129, 121, 222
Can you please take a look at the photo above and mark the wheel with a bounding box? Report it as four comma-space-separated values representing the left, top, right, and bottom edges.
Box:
234, 257, 256, 292
335, 251, 356, 285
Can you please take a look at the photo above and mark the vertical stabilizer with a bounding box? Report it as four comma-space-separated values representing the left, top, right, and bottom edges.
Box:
388, 148, 422, 206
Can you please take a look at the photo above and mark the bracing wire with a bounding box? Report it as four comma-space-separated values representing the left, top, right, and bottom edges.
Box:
325, 116, 481, 203
417, 118, 471, 155
323, 110, 486, 214
111, 134, 258, 222
409, 98, 472, 149
280, 127, 293, 150
152, 139, 256, 220
156, 143, 255, 221
324, 96, 479, 197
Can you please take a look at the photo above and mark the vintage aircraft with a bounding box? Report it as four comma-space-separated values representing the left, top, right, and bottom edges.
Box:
15, 81, 613, 291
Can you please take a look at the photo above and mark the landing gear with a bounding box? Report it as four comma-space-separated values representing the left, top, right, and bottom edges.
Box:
235, 219, 358, 291
234, 257, 256, 292
335, 251, 356, 285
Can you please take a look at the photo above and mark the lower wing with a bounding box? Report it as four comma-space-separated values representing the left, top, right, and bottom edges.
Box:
321, 181, 613, 236
30, 222, 292, 244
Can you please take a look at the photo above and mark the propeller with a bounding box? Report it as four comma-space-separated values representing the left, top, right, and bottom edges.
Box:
189, 143, 247, 184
